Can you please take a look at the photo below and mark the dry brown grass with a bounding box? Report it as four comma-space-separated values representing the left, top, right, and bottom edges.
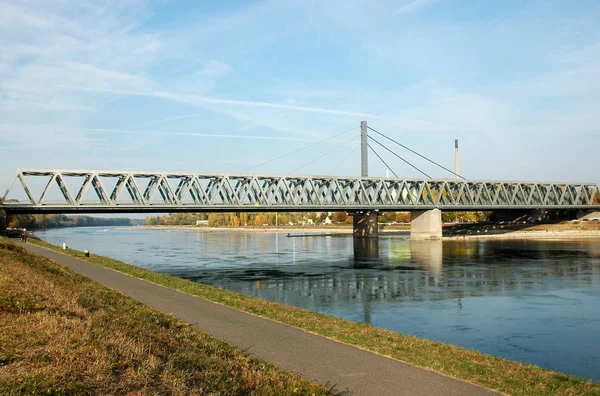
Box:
0, 239, 334, 395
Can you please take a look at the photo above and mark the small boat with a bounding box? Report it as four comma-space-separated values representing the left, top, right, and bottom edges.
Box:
286, 233, 337, 238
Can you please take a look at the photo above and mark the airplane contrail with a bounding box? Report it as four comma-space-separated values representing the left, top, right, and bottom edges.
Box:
82, 128, 316, 142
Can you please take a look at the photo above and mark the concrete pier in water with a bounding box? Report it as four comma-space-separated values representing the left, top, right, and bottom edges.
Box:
410, 209, 442, 240
352, 211, 379, 258
353, 211, 379, 238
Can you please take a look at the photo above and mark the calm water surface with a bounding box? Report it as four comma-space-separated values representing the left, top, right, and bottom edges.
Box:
37, 227, 600, 381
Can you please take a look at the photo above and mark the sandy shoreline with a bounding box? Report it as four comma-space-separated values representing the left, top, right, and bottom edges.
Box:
128, 225, 600, 240
133, 225, 389, 234
445, 230, 600, 240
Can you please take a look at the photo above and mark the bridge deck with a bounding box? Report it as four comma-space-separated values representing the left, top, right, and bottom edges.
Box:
2, 169, 599, 213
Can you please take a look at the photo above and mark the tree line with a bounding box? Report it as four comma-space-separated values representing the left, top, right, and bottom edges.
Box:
145, 212, 336, 227
145, 211, 494, 227
7, 214, 134, 230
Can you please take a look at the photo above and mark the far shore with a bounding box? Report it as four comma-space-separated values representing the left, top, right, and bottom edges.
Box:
133, 225, 399, 234
129, 224, 600, 240
445, 229, 600, 240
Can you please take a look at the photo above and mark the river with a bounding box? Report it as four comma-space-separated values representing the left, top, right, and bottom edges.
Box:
36, 227, 600, 381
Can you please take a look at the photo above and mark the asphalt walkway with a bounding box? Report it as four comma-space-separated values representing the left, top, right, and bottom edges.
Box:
18, 241, 499, 396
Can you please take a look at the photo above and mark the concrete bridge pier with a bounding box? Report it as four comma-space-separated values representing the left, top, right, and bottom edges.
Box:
410, 209, 442, 240
352, 211, 379, 259
353, 211, 378, 238
0, 209, 7, 236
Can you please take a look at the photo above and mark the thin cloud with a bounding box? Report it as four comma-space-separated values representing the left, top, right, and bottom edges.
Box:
128, 114, 205, 129
78, 128, 317, 142
63, 85, 387, 119
197, 60, 233, 78
395, 0, 437, 15
0, 2, 51, 29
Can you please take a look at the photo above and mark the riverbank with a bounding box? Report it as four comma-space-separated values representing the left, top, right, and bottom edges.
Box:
138, 224, 356, 233
0, 238, 332, 395
446, 221, 600, 240
447, 229, 600, 240
135, 224, 409, 235
135, 222, 600, 241
27, 238, 600, 395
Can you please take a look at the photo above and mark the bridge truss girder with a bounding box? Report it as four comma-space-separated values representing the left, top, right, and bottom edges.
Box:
1, 169, 599, 214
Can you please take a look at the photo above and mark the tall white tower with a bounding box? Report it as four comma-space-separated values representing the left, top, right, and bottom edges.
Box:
455, 139, 460, 179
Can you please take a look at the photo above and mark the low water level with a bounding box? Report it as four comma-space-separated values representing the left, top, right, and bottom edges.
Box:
37, 227, 600, 381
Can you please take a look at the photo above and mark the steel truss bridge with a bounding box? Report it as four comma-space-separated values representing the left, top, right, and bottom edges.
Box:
1, 169, 598, 214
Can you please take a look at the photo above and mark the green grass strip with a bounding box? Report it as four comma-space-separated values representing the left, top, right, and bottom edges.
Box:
30, 239, 600, 395
1, 238, 333, 395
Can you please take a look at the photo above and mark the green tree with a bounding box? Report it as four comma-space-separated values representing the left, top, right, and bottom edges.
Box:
317, 212, 328, 223
378, 212, 396, 223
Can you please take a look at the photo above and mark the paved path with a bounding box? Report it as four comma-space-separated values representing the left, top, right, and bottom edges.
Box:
18, 242, 499, 396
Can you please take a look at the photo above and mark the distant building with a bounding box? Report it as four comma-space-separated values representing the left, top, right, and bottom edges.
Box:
196, 220, 209, 226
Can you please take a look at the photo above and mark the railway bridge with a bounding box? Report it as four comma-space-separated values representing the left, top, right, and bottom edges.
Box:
1, 122, 599, 243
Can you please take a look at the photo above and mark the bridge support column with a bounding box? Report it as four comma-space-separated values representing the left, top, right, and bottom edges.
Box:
353, 237, 379, 262
0, 209, 7, 236
353, 211, 378, 238
351, 211, 379, 259
410, 209, 442, 240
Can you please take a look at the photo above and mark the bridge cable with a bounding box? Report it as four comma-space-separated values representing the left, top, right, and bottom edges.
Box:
332, 144, 360, 173
369, 135, 432, 178
367, 126, 465, 180
290, 135, 358, 174
241, 126, 358, 173
367, 143, 399, 178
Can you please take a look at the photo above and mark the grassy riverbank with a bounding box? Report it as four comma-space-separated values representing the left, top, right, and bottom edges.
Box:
0, 238, 333, 395
29, 238, 600, 395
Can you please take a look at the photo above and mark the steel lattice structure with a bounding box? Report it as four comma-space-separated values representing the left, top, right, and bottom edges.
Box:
1, 169, 599, 214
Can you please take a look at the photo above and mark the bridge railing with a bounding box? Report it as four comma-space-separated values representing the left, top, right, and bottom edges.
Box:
1, 169, 599, 212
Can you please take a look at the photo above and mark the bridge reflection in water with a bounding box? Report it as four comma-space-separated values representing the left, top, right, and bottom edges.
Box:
188, 237, 600, 326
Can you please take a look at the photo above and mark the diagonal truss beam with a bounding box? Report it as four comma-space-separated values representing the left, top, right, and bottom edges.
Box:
1, 169, 599, 212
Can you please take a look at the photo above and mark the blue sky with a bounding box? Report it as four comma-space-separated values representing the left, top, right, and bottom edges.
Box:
1, 0, 600, 194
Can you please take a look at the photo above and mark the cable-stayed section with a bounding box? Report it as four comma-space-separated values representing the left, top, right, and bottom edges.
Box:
291, 136, 358, 174
369, 136, 431, 178
367, 143, 399, 178
332, 145, 359, 174
367, 126, 465, 180
241, 126, 358, 173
